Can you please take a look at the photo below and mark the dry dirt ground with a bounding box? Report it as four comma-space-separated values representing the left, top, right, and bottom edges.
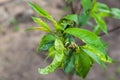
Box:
0, 0, 120, 80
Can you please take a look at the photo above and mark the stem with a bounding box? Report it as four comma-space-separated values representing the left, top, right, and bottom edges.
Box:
70, 0, 82, 14
99, 26, 120, 36
68, 74, 74, 80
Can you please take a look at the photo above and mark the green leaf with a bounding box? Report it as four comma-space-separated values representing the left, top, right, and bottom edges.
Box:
95, 3, 120, 19
97, 2, 110, 13
93, 25, 101, 34
78, 12, 90, 26
32, 17, 51, 32
38, 51, 64, 74
63, 14, 78, 24
64, 28, 106, 54
64, 50, 75, 74
92, 13, 107, 34
75, 49, 91, 78
81, 46, 106, 68
28, 2, 55, 21
37, 34, 55, 51
81, 0, 93, 11
91, 2, 111, 17
111, 8, 120, 19
97, 2, 111, 17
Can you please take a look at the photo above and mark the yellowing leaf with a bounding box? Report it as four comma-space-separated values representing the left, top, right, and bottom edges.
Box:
26, 27, 48, 32
82, 45, 113, 63
38, 38, 65, 74
29, 2, 61, 30
54, 39, 64, 51
81, 46, 106, 68
32, 17, 51, 32
38, 52, 64, 74
28, 2, 55, 21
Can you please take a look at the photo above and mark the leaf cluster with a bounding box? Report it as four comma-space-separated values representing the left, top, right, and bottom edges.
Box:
27, 0, 120, 78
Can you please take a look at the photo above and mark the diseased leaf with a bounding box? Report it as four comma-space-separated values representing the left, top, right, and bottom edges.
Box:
81, 46, 106, 68
82, 45, 113, 63
54, 38, 64, 51
39, 38, 65, 74
32, 17, 51, 32
38, 51, 64, 74
37, 34, 55, 51
64, 28, 106, 54
75, 49, 91, 78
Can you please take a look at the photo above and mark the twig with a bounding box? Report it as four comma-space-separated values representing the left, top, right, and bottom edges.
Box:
76, 3, 82, 15
99, 26, 120, 36
70, 0, 82, 14
70, 2, 75, 14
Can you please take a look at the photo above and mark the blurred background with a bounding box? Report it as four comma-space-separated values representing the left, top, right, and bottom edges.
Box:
0, 0, 120, 80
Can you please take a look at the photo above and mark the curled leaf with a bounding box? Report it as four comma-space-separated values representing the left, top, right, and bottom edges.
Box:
38, 53, 64, 74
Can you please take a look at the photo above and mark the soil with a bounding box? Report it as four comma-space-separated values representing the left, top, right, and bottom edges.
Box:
0, 0, 120, 80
